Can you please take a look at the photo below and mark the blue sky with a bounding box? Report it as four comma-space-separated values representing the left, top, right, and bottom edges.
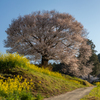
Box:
0, 0, 100, 54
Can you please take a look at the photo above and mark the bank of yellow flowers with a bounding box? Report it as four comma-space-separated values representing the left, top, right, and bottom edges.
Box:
0, 52, 64, 79
0, 74, 34, 95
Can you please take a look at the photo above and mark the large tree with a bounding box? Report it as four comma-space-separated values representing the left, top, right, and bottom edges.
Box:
4, 10, 91, 67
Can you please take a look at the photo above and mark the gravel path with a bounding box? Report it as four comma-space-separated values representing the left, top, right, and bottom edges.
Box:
44, 86, 95, 100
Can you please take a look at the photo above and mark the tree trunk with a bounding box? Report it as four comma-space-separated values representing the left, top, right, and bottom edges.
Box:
41, 56, 48, 67
88, 74, 90, 83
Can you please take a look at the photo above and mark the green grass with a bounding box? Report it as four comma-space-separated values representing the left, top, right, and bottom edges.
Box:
81, 83, 100, 100
0, 52, 93, 100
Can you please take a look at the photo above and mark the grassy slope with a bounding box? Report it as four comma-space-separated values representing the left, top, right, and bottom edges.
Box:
0, 67, 92, 99
0, 53, 93, 99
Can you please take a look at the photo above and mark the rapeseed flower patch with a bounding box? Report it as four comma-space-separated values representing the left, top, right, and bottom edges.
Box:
0, 75, 34, 99
28, 64, 64, 79
0, 52, 64, 79
0, 52, 30, 71
0, 52, 86, 85
95, 82, 100, 86
70, 80, 80, 84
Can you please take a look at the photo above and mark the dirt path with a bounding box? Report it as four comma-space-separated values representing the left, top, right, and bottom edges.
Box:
44, 86, 95, 100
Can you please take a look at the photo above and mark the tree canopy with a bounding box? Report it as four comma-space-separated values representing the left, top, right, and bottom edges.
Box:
4, 10, 92, 68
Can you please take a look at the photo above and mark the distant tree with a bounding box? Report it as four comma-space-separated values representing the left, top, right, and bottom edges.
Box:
87, 39, 97, 54
4, 10, 91, 67
87, 40, 100, 76
53, 39, 100, 77
53, 39, 93, 77
77, 39, 100, 77
98, 53, 100, 62
59, 39, 93, 77
90, 54, 100, 76
76, 40, 94, 76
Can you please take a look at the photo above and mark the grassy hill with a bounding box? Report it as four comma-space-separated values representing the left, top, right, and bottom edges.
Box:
0, 52, 92, 100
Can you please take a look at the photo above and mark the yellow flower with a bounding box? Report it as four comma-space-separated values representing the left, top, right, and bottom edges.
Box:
30, 79, 32, 82
0, 75, 33, 95
39, 81, 41, 84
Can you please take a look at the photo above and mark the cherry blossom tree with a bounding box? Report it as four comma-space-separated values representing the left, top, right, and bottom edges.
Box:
4, 10, 91, 67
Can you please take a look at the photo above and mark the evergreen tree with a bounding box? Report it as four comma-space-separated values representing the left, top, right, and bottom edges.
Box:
90, 54, 100, 76
98, 54, 100, 62
88, 40, 100, 76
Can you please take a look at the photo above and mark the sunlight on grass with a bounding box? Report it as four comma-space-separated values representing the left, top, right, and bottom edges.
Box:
81, 82, 100, 100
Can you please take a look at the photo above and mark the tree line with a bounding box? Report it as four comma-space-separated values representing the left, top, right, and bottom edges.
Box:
4, 10, 100, 77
